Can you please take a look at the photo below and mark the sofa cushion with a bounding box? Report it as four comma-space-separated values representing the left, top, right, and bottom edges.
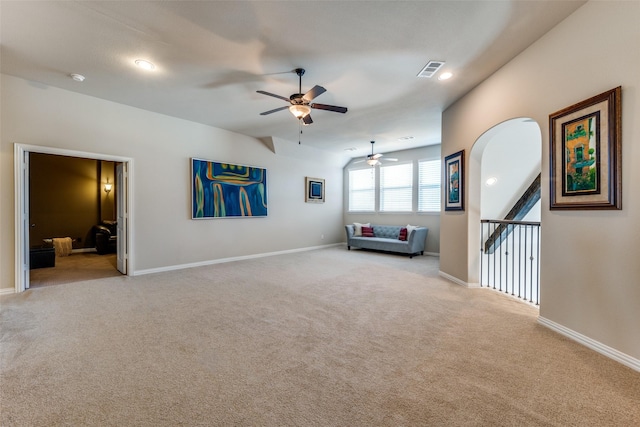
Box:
371, 225, 401, 239
399, 227, 408, 241
353, 222, 370, 237
361, 226, 374, 237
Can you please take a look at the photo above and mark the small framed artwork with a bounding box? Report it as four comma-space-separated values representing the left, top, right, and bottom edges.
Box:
191, 158, 268, 218
444, 150, 464, 211
305, 177, 325, 203
549, 86, 621, 210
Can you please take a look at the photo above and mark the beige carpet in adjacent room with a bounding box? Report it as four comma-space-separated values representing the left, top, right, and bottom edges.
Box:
29, 252, 121, 288
1, 247, 638, 426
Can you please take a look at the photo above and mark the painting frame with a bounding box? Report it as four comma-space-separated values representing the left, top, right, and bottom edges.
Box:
549, 86, 621, 210
444, 150, 464, 211
191, 158, 268, 219
305, 177, 325, 203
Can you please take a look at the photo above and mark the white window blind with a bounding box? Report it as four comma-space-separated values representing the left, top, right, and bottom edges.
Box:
348, 168, 375, 211
418, 159, 441, 212
380, 163, 413, 212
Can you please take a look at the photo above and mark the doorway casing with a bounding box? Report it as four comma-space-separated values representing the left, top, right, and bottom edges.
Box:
14, 143, 134, 292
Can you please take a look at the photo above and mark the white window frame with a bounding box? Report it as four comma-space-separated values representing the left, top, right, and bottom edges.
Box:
379, 162, 413, 212
347, 156, 442, 214
418, 158, 441, 213
348, 167, 376, 212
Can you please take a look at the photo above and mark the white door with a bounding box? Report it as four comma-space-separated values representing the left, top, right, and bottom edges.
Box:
116, 162, 127, 274
19, 149, 30, 291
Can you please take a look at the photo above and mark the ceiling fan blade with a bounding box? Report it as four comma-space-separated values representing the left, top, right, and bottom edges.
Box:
260, 106, 289, 115
302, 114, 313, 125
372, 153, 383, 159
303, 85, 326, 102
353, 159, 366, 164
311, 103, 348, 114
385, 158, 399, 162
256, 90, 290, 102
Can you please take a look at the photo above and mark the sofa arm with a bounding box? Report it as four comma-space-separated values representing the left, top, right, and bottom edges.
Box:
345, 225, 355, 249
94, 225, 112, 237
407, 227, 428, 254
345, 224, 355, 239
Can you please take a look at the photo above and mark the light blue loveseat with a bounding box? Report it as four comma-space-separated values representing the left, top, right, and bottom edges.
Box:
345, 224, 428, 258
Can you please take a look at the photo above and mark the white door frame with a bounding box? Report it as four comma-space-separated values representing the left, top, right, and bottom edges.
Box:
115, 162, 127, 274
14, 144, 134, 292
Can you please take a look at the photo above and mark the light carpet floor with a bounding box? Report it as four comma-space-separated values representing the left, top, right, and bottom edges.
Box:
1, 247, 639, 426
29, 252, 121, 288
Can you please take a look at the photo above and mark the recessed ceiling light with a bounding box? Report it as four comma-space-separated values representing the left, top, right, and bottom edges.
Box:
485, 177, 498, 186
344, 147, 357, 152
397, 136, 414, 141
70, 73, 85, 82
135, 59, 155, 71
438, 72, 453, 81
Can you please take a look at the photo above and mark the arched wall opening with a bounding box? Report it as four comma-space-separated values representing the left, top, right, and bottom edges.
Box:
467, 118, 542, 285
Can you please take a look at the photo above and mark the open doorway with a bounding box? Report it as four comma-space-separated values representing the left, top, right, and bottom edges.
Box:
467, 118, 541, 291
14, 144, 133, 292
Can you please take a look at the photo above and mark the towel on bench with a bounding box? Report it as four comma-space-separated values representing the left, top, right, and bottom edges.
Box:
52, 237, 73, 257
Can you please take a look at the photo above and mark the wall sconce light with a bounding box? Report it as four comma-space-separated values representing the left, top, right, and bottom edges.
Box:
104, 179, 113, 194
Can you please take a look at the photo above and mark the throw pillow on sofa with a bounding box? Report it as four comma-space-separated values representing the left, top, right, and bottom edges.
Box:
406, 224, 418, 236
353, 222, 370, 237
398, 227, 408, 241
361, 226, 375, 237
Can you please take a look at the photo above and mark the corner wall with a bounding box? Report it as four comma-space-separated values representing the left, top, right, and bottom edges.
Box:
1, 74, 345, 291
441, 1, 640, 360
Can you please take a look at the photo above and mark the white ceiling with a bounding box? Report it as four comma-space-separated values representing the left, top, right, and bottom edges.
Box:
0, 1, 585, 158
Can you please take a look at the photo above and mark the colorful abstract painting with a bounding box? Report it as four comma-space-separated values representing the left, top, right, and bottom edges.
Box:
192, 158, 268, 218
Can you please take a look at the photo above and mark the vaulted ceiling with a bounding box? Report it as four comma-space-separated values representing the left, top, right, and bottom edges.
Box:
0, 1, 585, 158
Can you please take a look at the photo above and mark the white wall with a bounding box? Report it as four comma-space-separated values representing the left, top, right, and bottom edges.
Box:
441, 1, 640, 361
343, 144, 441, 255
0, 74, 345, 290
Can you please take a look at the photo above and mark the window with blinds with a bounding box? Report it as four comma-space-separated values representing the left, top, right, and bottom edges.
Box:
348, 168, 375, 211
380, 163, 413, 212
418, 159, 441, 212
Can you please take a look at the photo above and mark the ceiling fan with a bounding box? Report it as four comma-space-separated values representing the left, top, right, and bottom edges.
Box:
256, 68, 348, 125
353, 141, 398, 166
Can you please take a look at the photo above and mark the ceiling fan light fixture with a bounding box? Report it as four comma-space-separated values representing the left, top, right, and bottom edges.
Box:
289, 104, 311, 119
367, 158, 379, 166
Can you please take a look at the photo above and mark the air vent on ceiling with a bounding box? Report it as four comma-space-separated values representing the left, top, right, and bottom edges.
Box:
417, 60, 445, 78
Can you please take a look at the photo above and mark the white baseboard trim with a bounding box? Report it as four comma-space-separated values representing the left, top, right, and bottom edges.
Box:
439, 271, 480, 288
424, 251, 440, 257
72, 248, 97, 254
0, 287, 16, 295
133, 243, 343, 276
538, 316, 640, 373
